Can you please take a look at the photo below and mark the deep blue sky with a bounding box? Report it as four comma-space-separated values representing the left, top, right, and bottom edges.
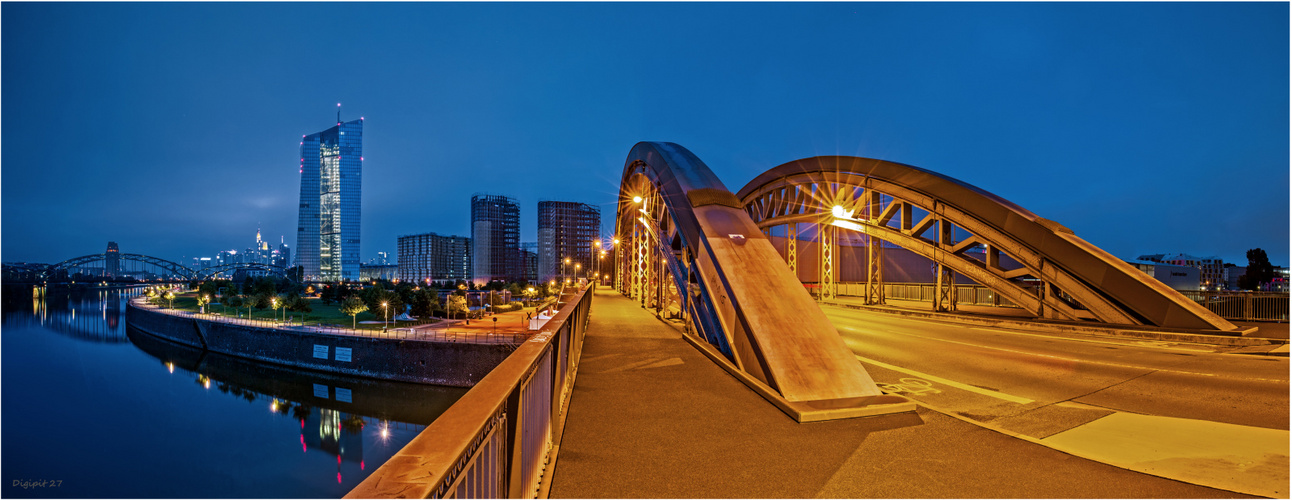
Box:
3, 2, 1287, 267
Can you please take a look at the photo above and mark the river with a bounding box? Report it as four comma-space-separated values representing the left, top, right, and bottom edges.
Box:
1, 284, 467, 498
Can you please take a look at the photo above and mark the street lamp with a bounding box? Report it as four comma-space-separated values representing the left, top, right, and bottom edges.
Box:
271, 297, 279, 324
382, 301, 389, 331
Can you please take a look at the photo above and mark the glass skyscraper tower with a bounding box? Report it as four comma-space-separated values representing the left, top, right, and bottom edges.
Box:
297, 117, 363, 282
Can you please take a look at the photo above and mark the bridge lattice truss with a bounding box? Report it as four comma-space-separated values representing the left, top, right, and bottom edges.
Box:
611, 144, 1239, 421
734, 156, 1235, 332
44, 253, 288, 282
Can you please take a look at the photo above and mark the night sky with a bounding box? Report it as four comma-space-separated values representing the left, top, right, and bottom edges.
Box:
3, 2, 1287, 268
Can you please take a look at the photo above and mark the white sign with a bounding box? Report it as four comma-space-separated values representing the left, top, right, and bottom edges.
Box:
335, 347, 352, 362
313, 345, 329, 359
335, 388, 352, 403
313, 383, 329, 399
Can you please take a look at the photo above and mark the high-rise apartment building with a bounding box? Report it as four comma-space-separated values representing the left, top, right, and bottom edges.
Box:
537, 201, 601, 283
397, 232, 473, 284
471, 194, 521, 284
297, 116, 363, 282
519, 242, 538, 283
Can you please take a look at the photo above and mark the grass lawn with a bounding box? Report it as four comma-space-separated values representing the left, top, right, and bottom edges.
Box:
162, 292, 438, 331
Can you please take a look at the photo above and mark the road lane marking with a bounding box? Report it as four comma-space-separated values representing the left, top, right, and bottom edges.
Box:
852, 328, 1290, 385
854, 354, 1034, 404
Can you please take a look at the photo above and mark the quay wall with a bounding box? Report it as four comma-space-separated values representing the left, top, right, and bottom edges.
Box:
126, 301, 513, 387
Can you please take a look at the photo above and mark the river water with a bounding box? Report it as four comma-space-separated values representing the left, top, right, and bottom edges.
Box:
1, 285, 468, 498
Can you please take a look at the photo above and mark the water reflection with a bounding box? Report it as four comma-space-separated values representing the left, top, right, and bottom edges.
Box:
2, 285, 141, 343
126, 325, 468, 488
2, 285, 469, 498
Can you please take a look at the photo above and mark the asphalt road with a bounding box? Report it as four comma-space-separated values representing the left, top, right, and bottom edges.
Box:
823, 305, 1290, 431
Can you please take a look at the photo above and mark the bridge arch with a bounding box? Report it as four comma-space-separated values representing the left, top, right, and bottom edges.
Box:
48, 253, 194, 280
735, 156, 1237, 333
613, 143, 907, 418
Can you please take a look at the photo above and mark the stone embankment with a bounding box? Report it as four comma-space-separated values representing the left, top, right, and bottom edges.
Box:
126, 299, 514, 387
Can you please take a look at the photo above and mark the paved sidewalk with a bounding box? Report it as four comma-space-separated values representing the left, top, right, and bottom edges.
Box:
547, 288, 1246, 498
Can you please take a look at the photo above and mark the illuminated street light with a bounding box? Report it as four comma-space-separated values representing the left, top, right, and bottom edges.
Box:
382, 301, 389, 331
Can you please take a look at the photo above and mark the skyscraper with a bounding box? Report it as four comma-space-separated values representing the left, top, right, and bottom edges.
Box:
471, 194, 521, 284
105, 241, 120, 278
297, 115, 363, 282
537, 201, 600, 282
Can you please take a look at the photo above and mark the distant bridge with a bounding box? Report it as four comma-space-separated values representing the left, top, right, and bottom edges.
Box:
15, 252, 291, 282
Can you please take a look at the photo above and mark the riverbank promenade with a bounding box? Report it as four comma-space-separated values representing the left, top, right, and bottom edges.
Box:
547, 287, 1241, 498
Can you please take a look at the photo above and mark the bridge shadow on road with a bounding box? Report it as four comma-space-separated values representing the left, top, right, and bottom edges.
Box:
548, 288, 1252, 499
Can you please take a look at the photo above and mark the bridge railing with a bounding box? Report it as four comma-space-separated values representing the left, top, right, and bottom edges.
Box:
831, 282, 1290, 323
346, 285, 594, 499
1176, 291, 1289, 323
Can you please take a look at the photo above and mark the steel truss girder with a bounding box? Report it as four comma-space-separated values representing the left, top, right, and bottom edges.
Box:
50, 253, 196, 279
736, 157, 1238, 332
747, 179, 1121, 323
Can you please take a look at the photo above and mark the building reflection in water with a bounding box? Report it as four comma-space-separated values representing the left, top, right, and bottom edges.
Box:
128, 321, 463, 488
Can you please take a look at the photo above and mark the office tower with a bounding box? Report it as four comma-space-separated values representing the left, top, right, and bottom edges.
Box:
470, 194, 521, 284
538, 201, 601, 283
397, 232, 473, 284
105, 241, 120, 278
277, 238, 291, 269
297, 116, 363, 281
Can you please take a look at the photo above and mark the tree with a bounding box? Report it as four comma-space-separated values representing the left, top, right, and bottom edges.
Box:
447, 294, 469, 320
1240, 248, 1276, 291
409, 288, 438, 318
320, 284, 337, 305
252, 291, 272, 317
341, 295, 368, 330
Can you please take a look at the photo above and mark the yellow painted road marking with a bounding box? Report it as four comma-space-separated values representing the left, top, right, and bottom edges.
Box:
1044, 412, 1289, 498
854, 354, 1034, 404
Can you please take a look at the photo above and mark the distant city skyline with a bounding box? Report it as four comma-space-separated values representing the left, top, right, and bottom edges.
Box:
2, 2, 1286, 267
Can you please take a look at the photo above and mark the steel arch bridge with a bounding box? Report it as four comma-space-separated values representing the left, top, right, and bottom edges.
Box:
612, 142, 909, 421
45, 253, 289, 282
49, 253, 194, 280
734, 156, 1236, 332
611, 143, 1239, 420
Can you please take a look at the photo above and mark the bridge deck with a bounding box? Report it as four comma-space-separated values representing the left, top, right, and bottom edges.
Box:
547, 287, 1240, 498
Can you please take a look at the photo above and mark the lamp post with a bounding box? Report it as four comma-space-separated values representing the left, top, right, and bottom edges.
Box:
382, 301, 389, 331
563, 257, 570, 285
272, 297, 278, 324
575, 263, 581, 283
612, 237, 620, 291
593, 240, 602, 288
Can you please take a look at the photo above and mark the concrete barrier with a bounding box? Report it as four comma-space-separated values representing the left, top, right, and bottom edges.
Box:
126, 300, 514, 387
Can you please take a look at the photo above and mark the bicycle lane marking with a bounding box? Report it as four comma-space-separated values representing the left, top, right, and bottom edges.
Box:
856, 354, 1034, 404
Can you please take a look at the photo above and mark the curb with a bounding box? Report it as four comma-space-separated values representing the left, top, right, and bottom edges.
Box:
823, 300, 1287, 347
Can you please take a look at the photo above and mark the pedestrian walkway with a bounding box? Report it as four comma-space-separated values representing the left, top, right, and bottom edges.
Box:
547, 288, 1242, 498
